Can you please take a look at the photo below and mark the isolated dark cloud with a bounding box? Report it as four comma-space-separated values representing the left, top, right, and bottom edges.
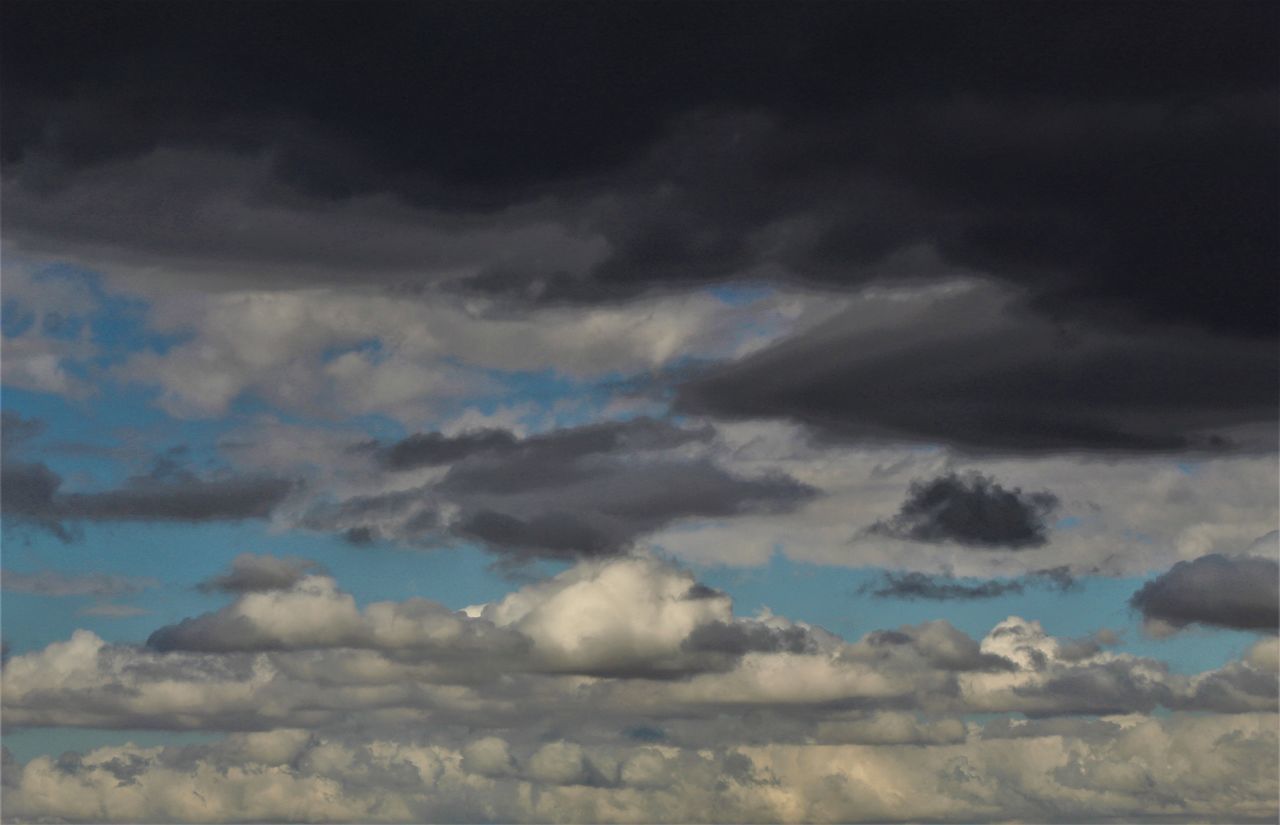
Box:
196, 554, 322, 594
1, 449, 296, 539
2, 1, 1275, 342
868, 472, 1059, 548
678, 286, 1278, 452
1130, 553, 1279, 633
861, 567, 1076, 601
313, 419, 816, 560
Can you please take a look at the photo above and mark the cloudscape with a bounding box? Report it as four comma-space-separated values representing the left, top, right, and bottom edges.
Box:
1, 2, 1277, 822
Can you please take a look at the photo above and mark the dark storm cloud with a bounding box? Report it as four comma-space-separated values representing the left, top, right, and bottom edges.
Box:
860, 567, 1077, 601
1130, 554, 1279, 632
196, 554, 322, 594
868, 471, 1059, 548
3, 1, 1275, 341
1, 449, 296, 539
306, 418, 816, 560
677, 285, 1279, 452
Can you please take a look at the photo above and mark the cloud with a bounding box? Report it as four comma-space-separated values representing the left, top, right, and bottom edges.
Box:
476, 555, 829, 677
196, 553, 322, 594
645, 426, 1278, 576
1, 449, 297, 539
3, 555, 1275, 752
5, 713, 1277, 823
867, 471, 1060, 548
677, 284, 1278, 453
147, 575, 529, 663
860, 567, 1076, 601
1, 570, 157, 597
0, 459, 74, 539
297, 418, 817, 561
378, 429, 520, 471
4, 4, 1276, 348
1130, 553, 1279, 633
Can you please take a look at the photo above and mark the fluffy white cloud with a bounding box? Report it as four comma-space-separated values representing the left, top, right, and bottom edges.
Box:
479, 555, 735, 674
3, 554, 1277, 821
5, 556, 1273, 740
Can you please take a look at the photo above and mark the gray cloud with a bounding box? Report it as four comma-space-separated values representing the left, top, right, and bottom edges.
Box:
59, 458, 296, 524
678, 286, 1278, 453
196, 553, 322, 594
1130, 553, 1279, 633
681, 620, 818, 657
379, 428, 519, 471
1, 569, 158, 597
308, 418, 816, 560
1013, 658, 1175, 717
1, 449, 297, 539
0, 459, 71, 539
4, 3, 1276, 346
860, 567, 1076, 601
867, 471, 1059, 549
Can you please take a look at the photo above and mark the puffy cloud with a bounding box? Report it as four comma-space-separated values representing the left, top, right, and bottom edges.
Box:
143, 554, 831, 682
3, 556, 1276, 749
147, 574, 528, 663
475, 555, 828, 677
1130, 553, 1279, 634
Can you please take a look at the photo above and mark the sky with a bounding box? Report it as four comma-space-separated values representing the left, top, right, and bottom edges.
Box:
0, 2, 1277, 822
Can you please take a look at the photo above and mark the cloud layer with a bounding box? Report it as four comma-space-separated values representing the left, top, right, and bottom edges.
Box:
3, 554, 1278, 822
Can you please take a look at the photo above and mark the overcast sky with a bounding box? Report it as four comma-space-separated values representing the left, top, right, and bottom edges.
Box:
1, 2, 1277, 822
